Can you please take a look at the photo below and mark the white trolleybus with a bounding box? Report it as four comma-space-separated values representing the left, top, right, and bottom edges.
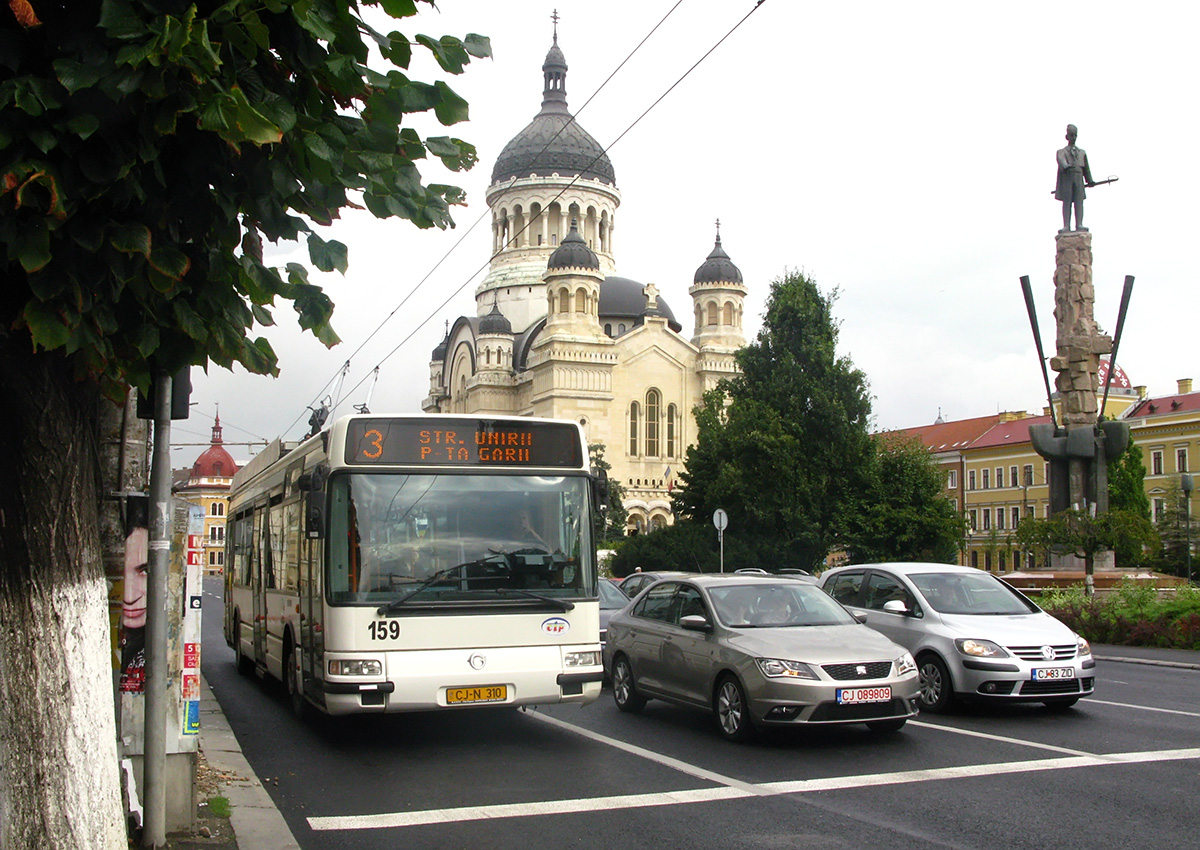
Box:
224, 414, 607, 716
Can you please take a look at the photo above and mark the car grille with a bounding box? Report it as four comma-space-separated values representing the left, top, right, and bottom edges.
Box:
1007, 644, 1077, 661
809, 699, 908, 722
821, 661, 893, 681
1020, 678, 1082, 695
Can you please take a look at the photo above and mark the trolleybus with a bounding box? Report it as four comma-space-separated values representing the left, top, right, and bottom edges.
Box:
224, 414, 607, 716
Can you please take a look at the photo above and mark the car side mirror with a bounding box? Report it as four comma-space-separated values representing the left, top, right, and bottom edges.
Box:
882, 600, 909, 616
679, 614, 712, 632
852, 611, 869, 624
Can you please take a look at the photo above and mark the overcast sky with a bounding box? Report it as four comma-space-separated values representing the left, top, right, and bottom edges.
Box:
175, 0, 1200, 465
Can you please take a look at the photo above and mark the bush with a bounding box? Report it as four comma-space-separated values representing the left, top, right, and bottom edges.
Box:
1039, 580, 1200, 650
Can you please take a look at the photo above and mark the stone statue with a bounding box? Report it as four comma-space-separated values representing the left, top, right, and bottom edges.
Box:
1055, 124, 1095, 233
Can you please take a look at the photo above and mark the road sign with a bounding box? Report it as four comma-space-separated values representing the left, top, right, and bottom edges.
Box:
713, 509, 728, 531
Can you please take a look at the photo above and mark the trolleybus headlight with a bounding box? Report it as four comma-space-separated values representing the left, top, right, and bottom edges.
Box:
328, 659, 382, 676
563, 651, 600, 667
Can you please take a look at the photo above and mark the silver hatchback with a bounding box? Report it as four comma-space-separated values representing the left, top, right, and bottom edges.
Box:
819, 563, 1095, 712
604, 575, 920, 741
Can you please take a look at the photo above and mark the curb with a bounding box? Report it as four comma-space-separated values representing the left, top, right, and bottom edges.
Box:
199, 677, 301, 850
1095, 654, 1200, 671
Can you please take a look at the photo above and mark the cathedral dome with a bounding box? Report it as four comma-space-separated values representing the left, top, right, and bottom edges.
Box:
479, 298, 513, 335
599, 276, 683, 333
190, 417, 238, 480
490, 35, 615, 186
547, 219, 599, 270
693, 228, 743, 284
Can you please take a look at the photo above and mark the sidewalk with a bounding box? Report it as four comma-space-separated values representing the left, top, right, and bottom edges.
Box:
186, 677, 300, 850
187, 646, 1197, 850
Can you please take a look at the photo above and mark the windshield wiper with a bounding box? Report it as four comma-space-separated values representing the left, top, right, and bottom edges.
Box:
495, 587, 575, 612
376, 558, 502, 614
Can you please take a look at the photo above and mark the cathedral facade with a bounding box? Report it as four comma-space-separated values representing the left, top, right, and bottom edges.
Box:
422, 30, 748, 533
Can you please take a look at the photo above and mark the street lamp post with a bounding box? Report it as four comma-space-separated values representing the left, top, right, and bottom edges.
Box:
1182, 473, 1193, 584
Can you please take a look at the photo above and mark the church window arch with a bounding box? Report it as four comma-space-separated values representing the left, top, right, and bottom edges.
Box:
558, 287, 570, 313
645, 389, 661, 456
706, 302, 719, 326
666, 404, 678, 458
575, 288, 587, 313
513, 205, 526, 247
629, 402, 639, 456
618, 322, 626, 335
723, 302, 733, 325
650, 514, 668, 531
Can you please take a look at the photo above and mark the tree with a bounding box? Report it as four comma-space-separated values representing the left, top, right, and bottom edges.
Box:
0, 3, 487, 846
838, 434, 965, 565
588, 442, 627, 545
1014, 508, 1157, 594
1106, 437, 1152, 566
1153, 480, 1194, 578
673, 270, 873, 571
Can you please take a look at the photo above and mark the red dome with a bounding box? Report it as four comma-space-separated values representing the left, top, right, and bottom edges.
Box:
1099, 357, 1133, 390
191, 415, 239, 479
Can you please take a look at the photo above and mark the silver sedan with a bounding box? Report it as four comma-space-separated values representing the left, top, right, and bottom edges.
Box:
603, 575, 920, 742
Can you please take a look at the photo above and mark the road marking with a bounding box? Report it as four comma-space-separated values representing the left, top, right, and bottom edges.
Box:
907, 720, 1096, 757
306, 728, 1200, 833
1087, 698, 1200, 719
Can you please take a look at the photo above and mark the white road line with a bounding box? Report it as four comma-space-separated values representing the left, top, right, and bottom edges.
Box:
1086, 698, 1200, 719
907, 720, 1096, 757
525, 711, 769, 795
306, 740, 1200, 832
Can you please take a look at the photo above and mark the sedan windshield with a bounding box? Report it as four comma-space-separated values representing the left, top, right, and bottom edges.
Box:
709, 583, 856, 627
327, 472, 594, 605
909, 572, 1038, 615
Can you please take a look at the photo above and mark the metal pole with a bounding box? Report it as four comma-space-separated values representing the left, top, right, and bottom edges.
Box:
719, 529, 724, 574
1183, 474, 1194, 584
143, 371, 172, 848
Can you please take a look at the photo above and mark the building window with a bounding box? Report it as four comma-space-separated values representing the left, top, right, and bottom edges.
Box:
1177, 448, 1189, 473
1023, 464, 1034, 487
947, 470, 958, 489
210, 501, 225, 517
982, 469, 990, 490
998, 551, 1007, 570
604, 323, 612, 336
629, 403, 639, 455
645, 390, 661, 456
1153, 498, 1166, 523
968, 470, 976, 491
982, 509, 991, 530
208, 524, 224, 543
1012, 507, 1021, 529
722, 303, 733, 325
968, 510, 977, 531
1009, 466, 1018, 489
950, 498, 958, 512
984, 551, 992, 570
996, 509, 1005, 530
995, 467, 1004, 489
971, 550, 979, 568
666, 404, 677, 458
706, 303, 718, 325
1152, 450, 1164, 475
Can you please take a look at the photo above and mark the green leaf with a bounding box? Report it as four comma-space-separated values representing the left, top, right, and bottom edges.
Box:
14, 218, 51, 272
67, 113, 101, 140
379, 0, 418, 17
149, 245, 191, 280
416, 34, 470, 74
307, 234, 348, 274
463, 34, 492, 59
23, 299, 72, 350
53, 59, 105, 94
381, 31, 412, 68
110, 223, 151, 257
432, 81, 469, 126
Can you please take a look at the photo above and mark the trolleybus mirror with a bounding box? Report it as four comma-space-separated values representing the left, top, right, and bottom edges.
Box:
305, 496, 325, 539
590, 467, 609, 510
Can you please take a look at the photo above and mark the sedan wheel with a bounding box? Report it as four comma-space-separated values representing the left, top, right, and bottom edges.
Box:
612, 656, 646, 713
917, 655, 954, 713
714, 675, 755, 742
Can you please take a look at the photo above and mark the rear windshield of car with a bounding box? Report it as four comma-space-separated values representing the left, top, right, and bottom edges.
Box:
708, 583, 856, 627
909, 572, 1038, 615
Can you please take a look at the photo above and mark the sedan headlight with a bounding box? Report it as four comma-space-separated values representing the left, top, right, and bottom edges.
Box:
756, 658, 819, 680
328, 659, 382, 676
1076, 636, 1092, 657
954, 638, 1010, 658
896, 652, 917, 676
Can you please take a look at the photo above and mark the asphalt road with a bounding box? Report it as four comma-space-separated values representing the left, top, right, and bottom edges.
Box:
201, 577, 1200, 850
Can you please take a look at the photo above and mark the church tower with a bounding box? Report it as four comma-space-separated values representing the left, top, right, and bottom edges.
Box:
478, 24, 620, 334
690, 222, 746, 390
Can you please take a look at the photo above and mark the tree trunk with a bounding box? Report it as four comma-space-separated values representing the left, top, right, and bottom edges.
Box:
0, 338, 126, 849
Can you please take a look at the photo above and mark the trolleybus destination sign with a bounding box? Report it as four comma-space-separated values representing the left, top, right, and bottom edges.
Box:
345, 417, 584, 468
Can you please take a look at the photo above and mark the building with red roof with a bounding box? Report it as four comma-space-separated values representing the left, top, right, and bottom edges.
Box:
174, 414, 240, 573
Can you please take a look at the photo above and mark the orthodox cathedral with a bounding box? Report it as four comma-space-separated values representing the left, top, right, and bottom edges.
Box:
422, 27, 748, 533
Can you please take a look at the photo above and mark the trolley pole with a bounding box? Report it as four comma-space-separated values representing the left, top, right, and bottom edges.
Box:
143, 370, 173, 848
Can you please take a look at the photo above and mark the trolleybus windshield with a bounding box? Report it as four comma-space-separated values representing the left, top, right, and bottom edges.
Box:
327, 472, 595, 605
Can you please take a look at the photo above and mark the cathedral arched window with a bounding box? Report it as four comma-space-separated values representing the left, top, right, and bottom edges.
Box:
723, 302, 733, 325
558, 287, 570, 313
645, 389, 661, 457
629, 402, 639, 455
604, 323, 613, 337
706, 302, 718, 326
575, 288, 586, 313
666, 404, 678, 458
